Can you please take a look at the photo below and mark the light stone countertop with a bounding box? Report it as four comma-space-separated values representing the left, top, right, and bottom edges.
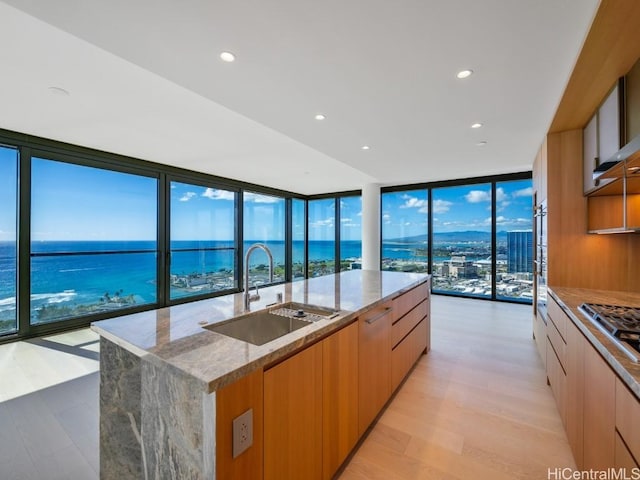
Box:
548, 286, 640, 399
92, 270, 430, 393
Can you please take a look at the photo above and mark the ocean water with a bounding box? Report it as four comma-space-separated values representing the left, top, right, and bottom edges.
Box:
0, 239, 428, 322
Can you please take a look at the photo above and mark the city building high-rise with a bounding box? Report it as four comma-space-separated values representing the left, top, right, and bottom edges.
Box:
507, 230, 533, 273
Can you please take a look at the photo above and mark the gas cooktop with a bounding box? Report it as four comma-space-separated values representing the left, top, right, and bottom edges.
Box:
579, 303, 640, 362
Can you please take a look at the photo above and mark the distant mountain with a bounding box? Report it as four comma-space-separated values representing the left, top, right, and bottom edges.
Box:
386, 230, 518, 243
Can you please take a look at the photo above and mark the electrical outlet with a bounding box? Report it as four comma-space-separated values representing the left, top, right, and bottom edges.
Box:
232, 409, 253, 458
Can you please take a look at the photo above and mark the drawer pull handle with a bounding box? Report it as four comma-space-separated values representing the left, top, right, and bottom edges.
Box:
365, 307, 392, 324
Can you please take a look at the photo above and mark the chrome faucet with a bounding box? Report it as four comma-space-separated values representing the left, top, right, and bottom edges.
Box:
244, 243, 274, 311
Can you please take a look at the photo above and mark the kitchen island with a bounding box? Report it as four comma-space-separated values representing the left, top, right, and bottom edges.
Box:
92, 270, 431, 479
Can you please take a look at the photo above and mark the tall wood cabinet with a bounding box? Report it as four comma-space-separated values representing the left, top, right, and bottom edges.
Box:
264, 343, 323, 480
583, 343, 616, 469
358, 301, 393, 435
564, 317, 585, 468
322, 322, 359, 479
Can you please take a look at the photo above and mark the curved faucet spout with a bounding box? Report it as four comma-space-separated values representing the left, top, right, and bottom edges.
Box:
244, 243, 274, 311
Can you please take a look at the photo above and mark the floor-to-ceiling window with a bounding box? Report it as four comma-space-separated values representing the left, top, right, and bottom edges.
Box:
169, 181, 237, 300
292, 198, 306, 280
431, 183, 493, 298
339, 195, 362, 271
30, 157, 158, 325
381, 189, 428, 272
381, 173, 532, 303
243, 192, 285, 285
0, 146, 18, 335
308, 198, 336, 277
495, 179, 533, 302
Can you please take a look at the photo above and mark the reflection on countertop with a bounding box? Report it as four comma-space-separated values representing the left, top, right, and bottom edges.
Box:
91, 270, 429, 392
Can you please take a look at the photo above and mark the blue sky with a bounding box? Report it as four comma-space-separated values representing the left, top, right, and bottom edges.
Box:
308, 196, 363, 242
382, 179, 533, 239
30, 158, 158, 241
1, 151, 531, 243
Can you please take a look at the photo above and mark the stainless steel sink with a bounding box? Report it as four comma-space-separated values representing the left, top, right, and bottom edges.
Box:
203, 302, 338, 346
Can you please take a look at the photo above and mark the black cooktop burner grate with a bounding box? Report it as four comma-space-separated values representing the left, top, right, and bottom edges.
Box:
581, 303, 640, 337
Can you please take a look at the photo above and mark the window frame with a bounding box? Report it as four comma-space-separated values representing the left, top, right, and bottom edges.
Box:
381, 171, 533, 304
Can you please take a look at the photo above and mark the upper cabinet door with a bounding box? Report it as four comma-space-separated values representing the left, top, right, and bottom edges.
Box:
583, 114, 599, 194
598, 83, 622, 166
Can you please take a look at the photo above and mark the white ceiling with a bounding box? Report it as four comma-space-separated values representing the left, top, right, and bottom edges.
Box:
0, 0, 598, 195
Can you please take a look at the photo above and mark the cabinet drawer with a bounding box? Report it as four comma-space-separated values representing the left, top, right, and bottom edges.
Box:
391, 318, 427, 391
392, 299, 427, 348
394, 283, 429, 322
547, 296, 567, 341
615, 431, 639, 469
547, 318, 566, 370
546, 338, 566, 425
616, 378, 640, 463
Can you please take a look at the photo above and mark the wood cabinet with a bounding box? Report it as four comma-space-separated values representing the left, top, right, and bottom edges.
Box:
322, 322, 359, 480
564, 317, 585, 469
615, 432, 639, 469
216, 369, 264, 480
616, 378, 640, 467
533, 137, 548, 203
229, 280, 430, 480
390, 283, 430, 391
533, 312, 547, 369
546, 296, 568, 425
358, 301, 393, 435
264, 343, 323, 480
546, 337, 566, 423
583, 344, 616, 470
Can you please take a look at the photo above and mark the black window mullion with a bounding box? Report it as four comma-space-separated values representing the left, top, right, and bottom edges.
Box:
304, 199, 309, 279
427, 188, 433, 276
237, 190, 244, 292
335, 197, 341, 274
158, 173, 168, 307
491, 182, 497, 301
17, 146, 31, 338
285, 198, 292, 283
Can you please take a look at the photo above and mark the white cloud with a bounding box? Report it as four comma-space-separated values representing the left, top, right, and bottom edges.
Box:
400, 194, 427, 209
382, 214, 390, 220
202, 188, 234, 201
357, 211, 362, 217
432, 199, 452, 214
340, 218, 352, 223
496, 187, 507, 202
244, 192, 280, 204
179, 192, 196, 202
310, 217, 334, 228
465, 190, 491, 203
513, 186, 533, 198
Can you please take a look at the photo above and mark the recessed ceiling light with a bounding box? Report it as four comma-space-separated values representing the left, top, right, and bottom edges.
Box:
456, 69, 473, 79
471, 123, 483, 129
476, 141, 488, 146
48, 86, 70, 96
314, 114, 326, 121
220, 51, 236, 62
361, 145, 370, 150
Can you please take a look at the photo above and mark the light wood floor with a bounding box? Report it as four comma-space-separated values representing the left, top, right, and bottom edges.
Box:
338, 295, 576, 480
0, 296, 574, 479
